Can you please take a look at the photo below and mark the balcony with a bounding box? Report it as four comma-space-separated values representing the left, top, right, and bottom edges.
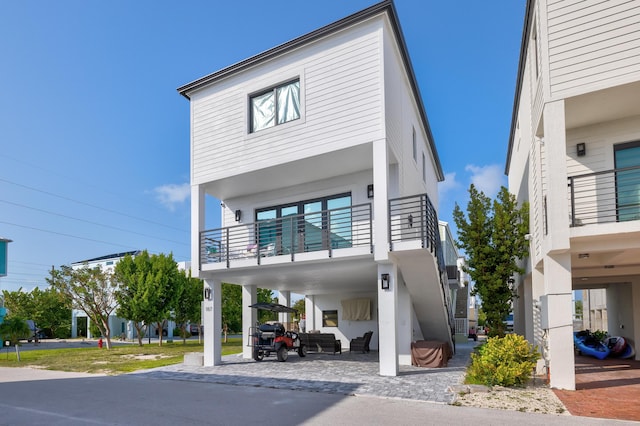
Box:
568, 165, 640, 227
199, 193, 444, 270
200, 203, 373, 268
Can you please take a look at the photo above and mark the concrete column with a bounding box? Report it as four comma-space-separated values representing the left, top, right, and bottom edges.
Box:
305, 296, 315, 331
278, 291, 291, 325
191, 185, 205, 277
203, 278, 222, 366
397, 278, 412, 366
71, 311, 77, 338
242, 285, 257, 359
373, 138, 389, 262
543, 252, 575, 390
378, 262, 398, 376
632, 279, 640, 361
542, 100, 570, 253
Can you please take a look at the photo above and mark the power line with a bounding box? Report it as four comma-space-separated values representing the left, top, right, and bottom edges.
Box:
0, 220, 135, 250
0, 177, 187, 233
0, 152, 182, 218
0, 199, 188, 246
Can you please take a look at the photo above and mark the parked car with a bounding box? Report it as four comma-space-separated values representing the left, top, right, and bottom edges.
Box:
189, 324, 202, 334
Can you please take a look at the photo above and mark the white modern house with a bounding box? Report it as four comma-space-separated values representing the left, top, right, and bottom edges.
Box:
179, 0, 453, 376
506, 0, 640, 389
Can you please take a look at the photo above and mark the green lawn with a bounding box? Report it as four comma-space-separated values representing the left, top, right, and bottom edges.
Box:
0, 338, 243, 375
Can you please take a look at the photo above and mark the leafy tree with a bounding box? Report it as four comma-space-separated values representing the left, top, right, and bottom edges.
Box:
173, 271, 202, 344
453, 185, 529, 337
292, 298, 305, 320
112, 251, 179, 347
47, 265, 118, 348
575, 300, 583, 320
0, 316, 31, 346
2, 288, 72, 339
2, 289, 33, 320
113, 252, 154, 346
257, 288, 276, 324
221, 283, 241, 333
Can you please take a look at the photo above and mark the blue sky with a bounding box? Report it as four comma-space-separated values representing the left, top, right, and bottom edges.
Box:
0, 0, 525, 292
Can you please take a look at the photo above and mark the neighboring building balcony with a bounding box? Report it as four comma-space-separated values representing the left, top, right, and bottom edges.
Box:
568, 165, 640, 227
199, 193, 443, 271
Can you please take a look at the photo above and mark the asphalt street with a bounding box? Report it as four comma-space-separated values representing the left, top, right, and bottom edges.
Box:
0, 367, 634, 426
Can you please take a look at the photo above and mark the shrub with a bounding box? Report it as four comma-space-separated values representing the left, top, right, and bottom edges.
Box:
466, 334, 540, 387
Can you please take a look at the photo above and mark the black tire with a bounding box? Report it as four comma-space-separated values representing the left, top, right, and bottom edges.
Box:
253, 349, 264, 361
298, 344, 307, 358
277, 346, 288, 362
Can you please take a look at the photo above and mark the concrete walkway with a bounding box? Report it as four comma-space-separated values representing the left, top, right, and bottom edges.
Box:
132, 340, 478, 404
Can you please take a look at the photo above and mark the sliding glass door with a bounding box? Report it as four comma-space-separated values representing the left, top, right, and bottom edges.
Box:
615, 142, 640, 222
256, 193, 352, 254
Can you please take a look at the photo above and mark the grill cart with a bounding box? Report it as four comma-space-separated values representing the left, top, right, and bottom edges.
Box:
248, 302, 307, 362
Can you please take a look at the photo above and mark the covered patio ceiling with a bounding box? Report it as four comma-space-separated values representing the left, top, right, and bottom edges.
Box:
198, 256, 378, 295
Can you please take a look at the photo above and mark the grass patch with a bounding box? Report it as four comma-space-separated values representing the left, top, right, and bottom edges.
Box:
0, 338, 242, 375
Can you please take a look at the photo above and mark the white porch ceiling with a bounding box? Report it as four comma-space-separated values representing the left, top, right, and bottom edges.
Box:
565, 80, 640, 130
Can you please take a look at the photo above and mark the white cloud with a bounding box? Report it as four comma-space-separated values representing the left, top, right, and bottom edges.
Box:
464, 164, 505, 198
153, 183, 190, 211
438, 172, 461, 197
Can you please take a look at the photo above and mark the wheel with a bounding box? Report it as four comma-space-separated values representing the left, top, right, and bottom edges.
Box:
276, 346, 288, 362
253, 349, 264, 361
298, 344, 307, 358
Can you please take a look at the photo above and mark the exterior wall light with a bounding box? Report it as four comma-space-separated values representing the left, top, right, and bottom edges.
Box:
367, 184, 374, 199
204, 288, 211, 300
577, 143, 586, 157
381, 273, 390, 290
235, 209, 242, 222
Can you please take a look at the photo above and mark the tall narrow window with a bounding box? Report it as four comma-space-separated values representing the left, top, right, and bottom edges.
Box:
422, 152, 427, 183
412, 127, 417, 162
532, 20, 539, 79
250, 79, 300, 132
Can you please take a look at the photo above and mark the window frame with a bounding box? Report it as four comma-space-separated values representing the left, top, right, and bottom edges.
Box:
322, 310, 338, 327
249, 78, 300, 133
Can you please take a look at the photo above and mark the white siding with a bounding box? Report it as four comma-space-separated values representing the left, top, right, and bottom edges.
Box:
191, 19, 385, 185
547, 0, 640, 96
382, 25, 439, 206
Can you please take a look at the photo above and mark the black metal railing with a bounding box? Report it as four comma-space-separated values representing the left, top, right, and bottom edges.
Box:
200, 203, 372, 266
388, 194, 440, 256
568, 165, 640, 226
388, 194, 453, 335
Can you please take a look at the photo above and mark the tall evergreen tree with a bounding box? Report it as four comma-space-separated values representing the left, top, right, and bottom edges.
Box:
453, 185, 529, 337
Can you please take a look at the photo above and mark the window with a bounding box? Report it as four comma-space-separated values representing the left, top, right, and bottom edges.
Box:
255, 193, 352, 254
422, 152, 427, 183
412, 127, 417, 162
322, 310, 338, 327
250, 79, 300, 132
531, 20, 539, 79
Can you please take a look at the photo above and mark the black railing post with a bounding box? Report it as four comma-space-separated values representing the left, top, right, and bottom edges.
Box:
369, 203, 373, 253
199, 231, 203, 268
225, 228, 230, 268
420, 195, 426, 249
569, 177, 575, 227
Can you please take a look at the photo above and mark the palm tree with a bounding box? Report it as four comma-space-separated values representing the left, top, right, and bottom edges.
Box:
0, 317, 31, 361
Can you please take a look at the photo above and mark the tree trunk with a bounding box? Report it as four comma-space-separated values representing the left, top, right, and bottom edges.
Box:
99, 317, 112, 349
134, 323, 145, 346
156, 321, 164, 346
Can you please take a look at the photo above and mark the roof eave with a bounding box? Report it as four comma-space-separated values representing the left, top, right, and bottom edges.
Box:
505, 0, 535, 176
